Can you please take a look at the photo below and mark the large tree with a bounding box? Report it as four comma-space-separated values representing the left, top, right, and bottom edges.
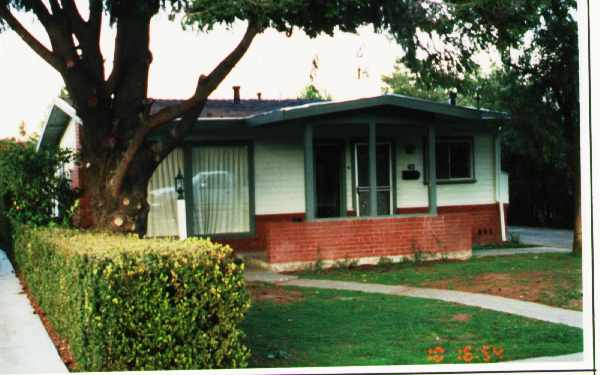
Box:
392, 0, 581, 254
0, 0, 433, 234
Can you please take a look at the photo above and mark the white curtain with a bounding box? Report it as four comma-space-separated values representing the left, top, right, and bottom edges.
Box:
146, 148, 183, 237
190, 145, 250, 235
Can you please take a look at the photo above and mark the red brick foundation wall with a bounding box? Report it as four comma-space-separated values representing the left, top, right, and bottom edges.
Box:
216, 213, 305, 252
218, 203, 507, 254
396, 204, 506, 245
263, 213, 473, 264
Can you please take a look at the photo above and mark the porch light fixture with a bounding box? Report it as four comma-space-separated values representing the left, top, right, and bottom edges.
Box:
175, 170, 184, 200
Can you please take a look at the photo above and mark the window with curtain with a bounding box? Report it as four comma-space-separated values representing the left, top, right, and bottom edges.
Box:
189, 144, 250, 235
146, 148, 183, 237
423, 137, 474, 182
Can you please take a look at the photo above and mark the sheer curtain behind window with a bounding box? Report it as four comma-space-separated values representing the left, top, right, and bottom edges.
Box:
146, 148, 183, 237
190, 145, 249, 235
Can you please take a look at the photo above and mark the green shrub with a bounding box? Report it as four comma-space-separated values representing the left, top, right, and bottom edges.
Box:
377, 256, 394, 267
13, 226, 251, 371
0, 139, 76, 226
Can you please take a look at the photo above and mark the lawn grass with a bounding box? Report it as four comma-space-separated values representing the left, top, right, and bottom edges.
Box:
295, 253, 582, 310
243, 285, 582, 367
472, 242, 540, 250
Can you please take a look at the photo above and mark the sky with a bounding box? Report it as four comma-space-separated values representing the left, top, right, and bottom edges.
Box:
0, 11, 411, 139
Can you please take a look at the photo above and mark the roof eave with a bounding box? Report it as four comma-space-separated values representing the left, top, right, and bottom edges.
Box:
245, 94, 510, 127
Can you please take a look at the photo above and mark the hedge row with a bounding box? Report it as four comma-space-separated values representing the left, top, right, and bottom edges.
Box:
13, 226, 251, 371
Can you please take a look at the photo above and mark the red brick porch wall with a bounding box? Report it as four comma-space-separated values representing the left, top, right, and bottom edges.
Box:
263, 213, 473, 264
219, 203, 506, 254
396, 203, 506, 245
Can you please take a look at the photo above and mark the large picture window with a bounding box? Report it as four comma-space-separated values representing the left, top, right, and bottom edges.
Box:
424, 137, 474, 182
189, 144, 251, 236
146, 148, 184, 237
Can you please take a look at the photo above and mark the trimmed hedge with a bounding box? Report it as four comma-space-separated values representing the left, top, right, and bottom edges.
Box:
13, 226, 251, 371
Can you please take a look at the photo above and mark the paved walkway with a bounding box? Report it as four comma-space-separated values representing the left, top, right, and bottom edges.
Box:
247, 269, 582, 329
0, 249, 68, 374
280, 278, 582, 329
509, 226, 573, 249
473, 246, 571, 258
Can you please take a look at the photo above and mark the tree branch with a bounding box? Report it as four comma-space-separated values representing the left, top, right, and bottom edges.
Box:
0, 6, 63, 72
88, 0, 102, 40
60, 0, 87, 38
22, 0, 52, 26
110, 124, 152, 197
48, 0, 62, 16
148, 22, 262, 128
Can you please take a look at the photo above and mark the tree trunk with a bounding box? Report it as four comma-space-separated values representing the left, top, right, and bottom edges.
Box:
78, 132, 159, 235
572, 171, 582, 255
567, 109, 582, 255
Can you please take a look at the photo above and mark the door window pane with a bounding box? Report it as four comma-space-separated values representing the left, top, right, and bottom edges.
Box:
355, 142, 392, 216
358, 190, 391, 216
190, 145, 250, 235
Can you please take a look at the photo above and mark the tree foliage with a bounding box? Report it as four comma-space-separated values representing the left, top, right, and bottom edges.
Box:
298, 84, 331, 101
386, 0, 579, 247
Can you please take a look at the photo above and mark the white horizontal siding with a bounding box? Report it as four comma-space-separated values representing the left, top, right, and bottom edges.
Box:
58, 120, 78, 178
58, 120, 77, 151
254, 139, 306, 214
396, 132, 496, 208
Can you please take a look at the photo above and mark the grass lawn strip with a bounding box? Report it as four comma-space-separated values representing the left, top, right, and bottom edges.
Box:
472, 242, 541, 251
243, 283, 582, 368
295, 253, 582, 310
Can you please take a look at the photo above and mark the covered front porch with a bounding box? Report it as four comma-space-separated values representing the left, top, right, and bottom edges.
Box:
144, 94, 508, 270
228, 96, 507, 270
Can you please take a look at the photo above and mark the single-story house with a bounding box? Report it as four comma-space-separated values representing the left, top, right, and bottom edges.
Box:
38, 89, 510, 271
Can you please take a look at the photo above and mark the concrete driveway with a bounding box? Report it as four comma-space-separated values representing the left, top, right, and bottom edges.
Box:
508, 226, 573, 250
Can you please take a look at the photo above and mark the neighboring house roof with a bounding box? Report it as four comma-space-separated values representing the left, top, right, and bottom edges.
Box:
37, 94, 509, 150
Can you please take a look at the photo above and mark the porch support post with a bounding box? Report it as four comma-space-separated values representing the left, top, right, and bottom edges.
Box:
177, 199, 188, 240
494, 130, 507, 241
368, 122, 378, 216
304, 123, 316, 220
427, 124, 438, 215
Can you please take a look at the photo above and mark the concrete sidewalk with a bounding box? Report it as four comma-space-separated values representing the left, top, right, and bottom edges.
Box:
0, 249, 67, 374
509, 226, 574, 249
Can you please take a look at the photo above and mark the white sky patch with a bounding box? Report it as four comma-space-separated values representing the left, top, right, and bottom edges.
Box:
0, 7, 498, 139
0, 13, 406, 139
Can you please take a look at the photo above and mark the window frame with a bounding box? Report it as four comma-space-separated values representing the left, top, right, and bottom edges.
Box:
183, 140, 256, 239
423, 136, 476, 184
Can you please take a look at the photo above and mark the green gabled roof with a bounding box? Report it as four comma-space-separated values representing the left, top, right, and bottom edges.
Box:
242, 94, 510, 127
38, 94, 510, 149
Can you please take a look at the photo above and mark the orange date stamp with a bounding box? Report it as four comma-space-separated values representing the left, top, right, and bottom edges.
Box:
427, 345, 504, 363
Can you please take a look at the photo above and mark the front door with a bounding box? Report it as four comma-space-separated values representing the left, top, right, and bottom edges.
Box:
315, 143, 344, 218
355, 143, 392, 216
